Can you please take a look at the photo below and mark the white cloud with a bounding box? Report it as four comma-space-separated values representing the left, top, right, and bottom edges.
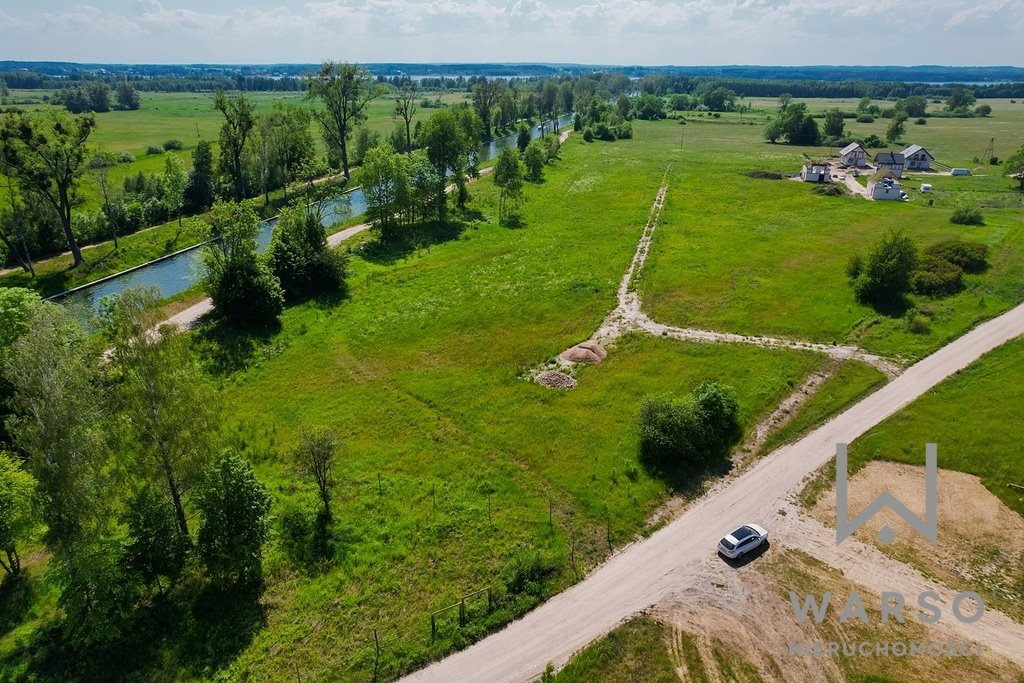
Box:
2, 0, 1022, 64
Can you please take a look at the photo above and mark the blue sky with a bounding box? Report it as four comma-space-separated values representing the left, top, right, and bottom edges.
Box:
2, 0, 1023, 66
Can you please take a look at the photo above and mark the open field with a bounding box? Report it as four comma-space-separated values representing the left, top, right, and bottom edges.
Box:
0, 122, 831, 681
638, 113, 1024, 361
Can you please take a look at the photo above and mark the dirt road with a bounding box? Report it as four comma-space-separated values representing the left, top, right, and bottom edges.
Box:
404, 300, 1024, 682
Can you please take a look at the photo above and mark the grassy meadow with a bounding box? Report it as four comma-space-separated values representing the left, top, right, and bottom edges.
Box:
640, 102, 1024, 361
1, 121, 829, 681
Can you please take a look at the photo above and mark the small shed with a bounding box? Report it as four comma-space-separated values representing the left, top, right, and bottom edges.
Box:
800, 161, 832, 183
840, 142, 868, 168
902, 144, 934, 171
874, 151, 905, 177
867, 169, 904, 200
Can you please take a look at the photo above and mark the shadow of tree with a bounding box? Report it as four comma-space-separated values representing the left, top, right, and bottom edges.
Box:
0, 573, 33, 637
191, 318, 282, 376
359, 220, 468, 266
4, 581, 267, 682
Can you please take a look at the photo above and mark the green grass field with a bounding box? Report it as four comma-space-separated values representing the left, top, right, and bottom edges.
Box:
638, 111, 1024, 361
551, 617, 678, 683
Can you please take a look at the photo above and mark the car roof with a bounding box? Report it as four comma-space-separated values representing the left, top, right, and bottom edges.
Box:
731, 526, 755, 541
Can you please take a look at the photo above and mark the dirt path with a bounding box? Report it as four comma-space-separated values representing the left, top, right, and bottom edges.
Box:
405, 299, 1024, 682
549, 170, 902, 380
843, 174, 871, 199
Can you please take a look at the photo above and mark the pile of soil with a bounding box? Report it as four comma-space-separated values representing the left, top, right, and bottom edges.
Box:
560, 341, 608, 364
745, 170, 784, 180
535, 371, 577, 389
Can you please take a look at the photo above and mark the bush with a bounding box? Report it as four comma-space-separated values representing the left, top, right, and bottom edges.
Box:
912, 255, 964, 296
614, 122, 633, 139
116, 151, 135, 164
950, 202, 984, 225
851, 229, 918, 305
813, 184, 846, 196
856, 114, 875, 123
146, 145, 164, 156
846, 253, 864, 279
905, 312, 931, 334
637, 381, 739, 474
924, 239, 988, 273
210, 255, 284, 326
87, 155, 113, 170
582, 128, 594, 143
862, 134, 885, 148
268, 206, 348, 301
163, 139, 184, 151
914, 117, 927, 125
523, 141, 546, 182
989, 156, 999, 165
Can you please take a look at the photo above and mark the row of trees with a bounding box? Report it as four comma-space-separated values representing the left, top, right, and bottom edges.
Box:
54, 81, 141, 113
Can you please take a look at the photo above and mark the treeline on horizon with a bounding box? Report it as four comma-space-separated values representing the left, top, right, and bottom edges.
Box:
5, 67, 1024, 100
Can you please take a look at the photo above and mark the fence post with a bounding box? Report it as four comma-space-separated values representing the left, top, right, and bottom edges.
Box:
459, 599, 466, 627
431, 614, 436, 642
373, 629, 381, 682
606, 519, 612, 552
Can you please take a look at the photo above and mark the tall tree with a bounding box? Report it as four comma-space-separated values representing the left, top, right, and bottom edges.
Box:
307, 62, 379, 179
0, 168, 35, 277
886, 112, 908, 143
0, 110, 96, 266
115, 81, 140, 110
267, 103, 314, 199
107, 288, 218, 542
823, 108, 845, 138
493, 147, 524, 223
183, 139, 215, 214
0, 452, 35, 576
213, 90, 256, 202
89, 151, 120, 248
162, 152, 187, 230
472, 77, 505, 138
394, 83, 418, 152
418, 110, 469, 221
361, 141, 410, 239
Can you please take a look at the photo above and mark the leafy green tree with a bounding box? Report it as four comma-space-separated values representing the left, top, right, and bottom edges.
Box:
183, 139, 215, 214
394, 83, 418, 152
115, 81, 140, 110
418, 110, 470, 220
123, 485, 187, 591
897, 95, 928, 118
886, 112, 908, 143
633, 94, 666, 120
201, 201, 284, 326
779, 93, 794, 110
945, 87, 976, 112
701, 87, 735, 112
616, 94, 631, 119
493, 147, 524, 223
851, 229, 919, 305
1004, 144, 1024, 190
0, 451, 35, 576
0, 78, 8, 100
974, 104, 992, 117
765, 102, 819, 145
361, 141, 410, 240
823, 108, 845, 138
472, 77, 505, 138
0, 174, 36, 277
162, 152, 187, 229
86, 82, 111, 113
107, 288, 218, 540
637, 381, 740, 473
307, 61, 379, 178
523, 140, 546, 182
213, 90, 256, 202
0, 110, 96, 266
196, 452, 272, 586
267, 204, 347, 299
516, 123, 531, 153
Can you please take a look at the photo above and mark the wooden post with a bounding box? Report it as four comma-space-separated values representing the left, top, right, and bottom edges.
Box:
431, 614, 436, 641
606, 519, 612, 552
459, 599, 466, 627
548, 499, 554, 531
373, 629, 381, 682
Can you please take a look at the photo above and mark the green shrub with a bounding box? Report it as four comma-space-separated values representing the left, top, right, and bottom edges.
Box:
924, 239, 988, 273
905, 312, 931, 334
210, 255, 284, 327
813, 184, 846, 196
856, 114, 874, 123
914, 117, 927, 125
637, 382, 739, 473
523, 141, 546, 182
851, 229, 919, 305
145, 145, 164, 156
912, 255, 964, 296
163, 139, 184, 151
846, 253, 864, 279
582, 128, 594, 143
950, 202, 984, 226
116, 151, 135, 164
268, 206, 348, 301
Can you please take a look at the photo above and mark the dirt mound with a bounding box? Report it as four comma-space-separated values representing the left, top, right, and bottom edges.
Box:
745, 170, 784, 180
560, 341, 607, 364
535, 371, 577, 389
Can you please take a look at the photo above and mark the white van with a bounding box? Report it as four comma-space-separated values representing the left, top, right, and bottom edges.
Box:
920, 183, 933, 193
951, 168, 972, 176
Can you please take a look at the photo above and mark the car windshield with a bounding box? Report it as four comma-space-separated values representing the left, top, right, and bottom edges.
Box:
732, 526, 755, 541
720, 538, 736, 550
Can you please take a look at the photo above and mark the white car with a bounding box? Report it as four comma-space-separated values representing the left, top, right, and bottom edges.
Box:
717, 524, 769, 559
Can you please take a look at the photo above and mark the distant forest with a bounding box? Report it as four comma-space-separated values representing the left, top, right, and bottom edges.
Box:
3, 61, 1024, 98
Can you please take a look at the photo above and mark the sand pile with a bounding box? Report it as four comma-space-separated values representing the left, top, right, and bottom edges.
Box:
560, 341, 607, 364
535, 371, 577, 389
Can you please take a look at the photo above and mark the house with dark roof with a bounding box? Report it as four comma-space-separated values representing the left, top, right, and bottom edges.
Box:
840, 142, 868, 168
902, 144, 934, 171
874, 151, 905, 177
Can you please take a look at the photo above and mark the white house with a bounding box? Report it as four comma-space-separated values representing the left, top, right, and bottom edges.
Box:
902, 144, 934, 171
867, 169, 905, 200
840, 142, 868, 168
874, 151, 905, 177
800, 161, 832, 183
